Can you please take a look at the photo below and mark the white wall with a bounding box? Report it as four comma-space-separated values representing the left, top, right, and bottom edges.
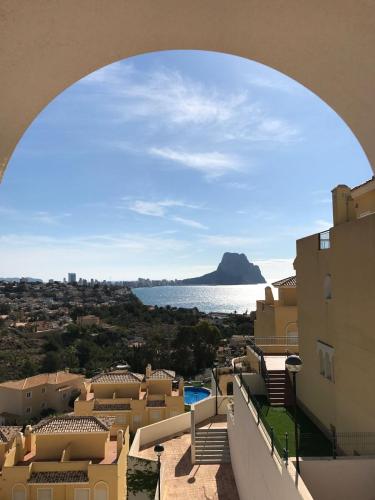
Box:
228, 377, 313, 500
242, 373, 267, 395
301, 458, 375, 500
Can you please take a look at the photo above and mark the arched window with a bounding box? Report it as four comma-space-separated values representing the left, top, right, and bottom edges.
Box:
94, 482, 108, 500
319, 350, 325, 376
325, 352, 332, 380
12, 484, 26, 500
324, 274, 332, 300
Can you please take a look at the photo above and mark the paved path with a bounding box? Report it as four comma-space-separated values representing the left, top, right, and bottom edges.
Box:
137, 426, 239, 500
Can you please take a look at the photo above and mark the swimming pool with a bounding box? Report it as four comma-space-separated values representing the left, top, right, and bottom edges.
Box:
184, 386, 211, 405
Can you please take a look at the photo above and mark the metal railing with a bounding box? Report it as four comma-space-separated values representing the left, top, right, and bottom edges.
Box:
250, 336, 299, 346
319, 230, 331, 250
334, 431, 375, 456
236, 374, 334, 461
237, 373, 286, 464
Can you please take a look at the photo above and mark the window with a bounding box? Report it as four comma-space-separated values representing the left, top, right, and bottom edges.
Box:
319, 230, 330, 250
324, 274, 332, 300
37, 489, 52, 500
62, 393, 66, 399
12, 485, 26, 500
26, 407, 31, 414
74, 489, 90, 500
319, 350, 324, 376
150, 410, 161, 423
317, 341, 335, 382
41, 402, 47, 409
41, 387, 46, 394
325, 353, 332, 380
94, 483, 108, 500
26, 391, 32, 399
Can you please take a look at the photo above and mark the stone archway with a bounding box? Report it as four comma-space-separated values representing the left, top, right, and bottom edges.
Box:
0, 1, 374, 179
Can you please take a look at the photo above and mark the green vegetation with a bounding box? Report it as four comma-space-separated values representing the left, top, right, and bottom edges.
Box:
255, 396, 332, 457
0, 282, 254, 382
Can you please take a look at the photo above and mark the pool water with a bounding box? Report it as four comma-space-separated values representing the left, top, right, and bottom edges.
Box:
184, 386, 211, 405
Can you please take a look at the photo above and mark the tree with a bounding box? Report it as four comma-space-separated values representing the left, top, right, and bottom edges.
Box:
42, 351, 61, 372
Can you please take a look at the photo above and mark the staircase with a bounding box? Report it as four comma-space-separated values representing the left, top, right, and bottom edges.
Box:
266, 370, 290, 406
194, 428, 230, 464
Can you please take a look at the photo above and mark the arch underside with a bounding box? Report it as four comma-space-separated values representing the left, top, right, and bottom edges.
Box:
1, 0, 374, 178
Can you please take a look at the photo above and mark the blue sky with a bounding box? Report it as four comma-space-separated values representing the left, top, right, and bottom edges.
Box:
0, 51, 371, 282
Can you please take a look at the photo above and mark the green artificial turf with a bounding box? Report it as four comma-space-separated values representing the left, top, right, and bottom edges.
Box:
254, 396, 332, 457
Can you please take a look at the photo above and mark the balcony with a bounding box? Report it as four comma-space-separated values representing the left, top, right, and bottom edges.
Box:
319, 230, 331, 250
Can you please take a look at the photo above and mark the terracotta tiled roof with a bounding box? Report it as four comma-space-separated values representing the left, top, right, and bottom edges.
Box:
92, 370, 144, 384
33, 416, 109, 434
28, 471, 89, 484
94, 403, 131, 411
272, 276, 297, 288
0, 371, 83, 390
0, 426, 22, 443
351, 176, 375, 191
147, 400, 166, 407
148, 369, 175, 380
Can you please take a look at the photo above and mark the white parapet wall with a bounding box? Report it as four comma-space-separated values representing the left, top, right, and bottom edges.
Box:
129, 395, 229, 457
301, 457, 375, 500
228, 376, 313, 500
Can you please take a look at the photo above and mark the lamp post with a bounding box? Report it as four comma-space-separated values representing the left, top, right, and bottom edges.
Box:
154, 443, 164, 500
285, 354, 303, 474
213, 361, 218, 415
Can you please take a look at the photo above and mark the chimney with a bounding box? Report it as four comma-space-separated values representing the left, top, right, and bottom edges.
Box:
146, 364, 152, 378
117, 429, 124, 458
332, 185, 353, 226
15, 431, 25, 463
24, 425, 33, 453
265, 286, 274, 305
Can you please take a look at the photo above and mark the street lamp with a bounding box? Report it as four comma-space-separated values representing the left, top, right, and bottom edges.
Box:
154, 443, 164, 500
285, 354, 303, 474
213, 361, 219, 415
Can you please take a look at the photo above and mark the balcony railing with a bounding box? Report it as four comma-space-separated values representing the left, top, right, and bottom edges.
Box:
319, 230, 331, 250
248, 336, 299, 347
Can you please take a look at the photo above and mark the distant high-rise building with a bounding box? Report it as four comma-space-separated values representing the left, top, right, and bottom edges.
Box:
68, 273, 76, 283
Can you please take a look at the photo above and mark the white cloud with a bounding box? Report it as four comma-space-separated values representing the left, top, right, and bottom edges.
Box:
128, 201, 166, 217
171, 217, 208, 230
149, 147, 240, 178
248, 76, 297, 94
0, 232, 191, 280
81, 63, 300, 146
0, 206, 71, 225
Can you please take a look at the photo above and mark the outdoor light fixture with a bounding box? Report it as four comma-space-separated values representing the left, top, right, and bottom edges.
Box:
154, 443, 164, 500
285, 354, 303, 474
213, 361, 219, 415
285, 354, 303, 373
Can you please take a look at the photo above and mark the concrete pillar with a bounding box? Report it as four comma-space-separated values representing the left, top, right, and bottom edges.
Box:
117, 429, 124, 458
265, 286, 274, 305
332, 185, 354, 225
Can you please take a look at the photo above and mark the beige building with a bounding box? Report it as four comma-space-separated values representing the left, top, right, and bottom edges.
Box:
254, 276, 298, 342
0, 372, 85, 425
0, 426, 22, 470
75, 365, 184, 433
0, 415, 128, 500
296, 177, 375, 434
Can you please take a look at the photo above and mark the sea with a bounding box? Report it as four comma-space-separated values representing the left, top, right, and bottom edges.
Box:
132, 284, 276, 314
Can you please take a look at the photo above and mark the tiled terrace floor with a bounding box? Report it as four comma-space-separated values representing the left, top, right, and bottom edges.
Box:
265, 355, 287, 371
137, 418, 239, 499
